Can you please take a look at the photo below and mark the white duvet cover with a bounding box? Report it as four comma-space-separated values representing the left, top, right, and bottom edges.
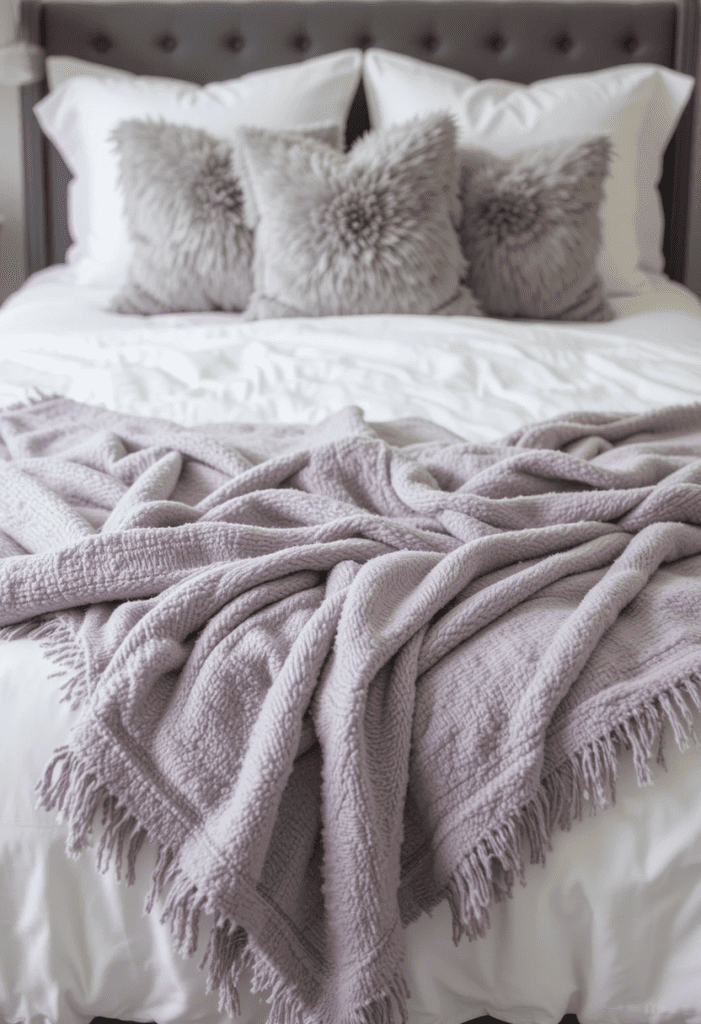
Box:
2, 267, 701, 1024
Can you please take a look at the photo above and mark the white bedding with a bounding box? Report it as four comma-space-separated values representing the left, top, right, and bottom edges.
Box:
2, 265, 701, 439
2, 267, 701, 1024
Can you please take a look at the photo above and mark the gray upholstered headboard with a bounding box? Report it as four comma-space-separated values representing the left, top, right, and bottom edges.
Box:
20, 0, 699, 283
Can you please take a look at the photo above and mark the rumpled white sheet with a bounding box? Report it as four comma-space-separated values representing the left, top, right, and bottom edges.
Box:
2, 266, 701, 1024
2, 264, 701, 440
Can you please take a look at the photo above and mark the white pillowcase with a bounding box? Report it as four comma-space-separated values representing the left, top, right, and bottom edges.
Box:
45, 54, 135, 90
34, 50, 363, 287
363, 50, 694, 297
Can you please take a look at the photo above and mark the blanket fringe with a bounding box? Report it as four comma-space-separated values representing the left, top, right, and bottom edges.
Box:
445, 673, 701, 945
36, 743, 306, 1023
0, 612, 89, 709
1, 389, 62, 413
40, 741, 413, 1024
37, 745, 108, 857
348, 974, 410, 1024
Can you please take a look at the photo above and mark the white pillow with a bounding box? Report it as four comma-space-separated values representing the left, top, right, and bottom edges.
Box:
363, 50, 695, 296
45, 55, 135, 90
34, 50, 363, 287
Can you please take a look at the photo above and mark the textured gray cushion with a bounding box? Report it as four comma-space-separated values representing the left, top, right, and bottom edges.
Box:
457, 135, 614, 321
110, 119, 342, 316
236, 114, 483, 319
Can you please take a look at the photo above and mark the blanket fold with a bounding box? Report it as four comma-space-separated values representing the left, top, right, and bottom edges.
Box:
4, 395, 701, 1024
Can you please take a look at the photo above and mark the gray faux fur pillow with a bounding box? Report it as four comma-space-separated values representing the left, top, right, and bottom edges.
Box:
109, 119, 342, 315
456, 135, 614, 321
235, 114, 483, 319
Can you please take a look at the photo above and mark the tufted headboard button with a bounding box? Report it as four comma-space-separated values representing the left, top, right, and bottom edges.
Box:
420, 32, 440, 53
292, 32, 311, 52
92, 34, 112, 53
226, 33, 245, 52
157, 33, 178, 53
554, 31, 574, 53
620, 32, 639, 53
486, 31, 506, 53
356, 32, 373, 49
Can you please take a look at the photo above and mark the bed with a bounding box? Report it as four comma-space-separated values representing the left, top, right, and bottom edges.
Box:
2, 1, 701, 1023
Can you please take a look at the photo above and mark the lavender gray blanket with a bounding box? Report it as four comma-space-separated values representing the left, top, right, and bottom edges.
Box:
3, 396, 701, 1024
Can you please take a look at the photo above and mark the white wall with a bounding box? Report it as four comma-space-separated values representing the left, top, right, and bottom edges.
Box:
0, 82, 23, 304
1, 0, 700, 305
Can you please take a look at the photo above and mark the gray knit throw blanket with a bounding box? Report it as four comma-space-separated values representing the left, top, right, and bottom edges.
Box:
3, 396, 701, 1024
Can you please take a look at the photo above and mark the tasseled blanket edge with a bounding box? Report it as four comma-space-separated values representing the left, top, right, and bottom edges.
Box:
36, 738, 414, 1024
34, 738, 255, 1018
440, 672, 701, 946
0, 612, 89, 708
0, 390, 63, 415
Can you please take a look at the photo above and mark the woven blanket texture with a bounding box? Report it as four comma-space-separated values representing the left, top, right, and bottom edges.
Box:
2, 396, 701, 1024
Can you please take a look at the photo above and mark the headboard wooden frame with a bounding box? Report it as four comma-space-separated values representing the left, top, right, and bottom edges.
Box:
19, 0, 699, 284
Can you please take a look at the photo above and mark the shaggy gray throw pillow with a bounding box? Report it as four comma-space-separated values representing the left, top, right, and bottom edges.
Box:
457, 135, 614, 321
109, 119, 342, 315
236, 114, 484, 319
